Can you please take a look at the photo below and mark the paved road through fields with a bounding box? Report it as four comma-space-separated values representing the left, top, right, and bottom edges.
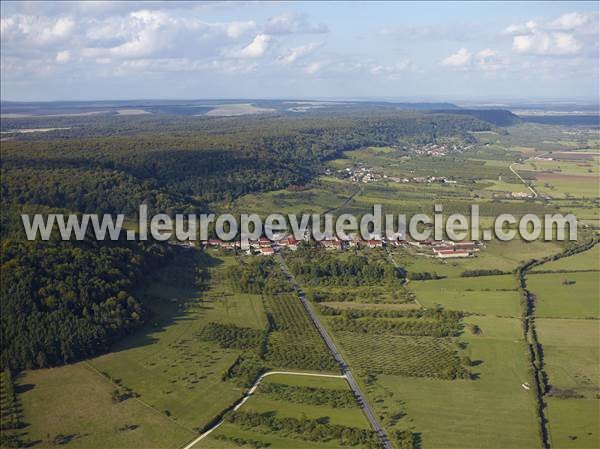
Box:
275, 253, 394, 449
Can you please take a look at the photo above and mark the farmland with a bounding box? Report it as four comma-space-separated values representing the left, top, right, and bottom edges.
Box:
1, 102, 598, 449
528, 243, 600, 449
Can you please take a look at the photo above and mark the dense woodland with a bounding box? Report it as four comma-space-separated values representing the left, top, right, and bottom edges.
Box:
288, 251, 403, 286
0, 237, 170, 369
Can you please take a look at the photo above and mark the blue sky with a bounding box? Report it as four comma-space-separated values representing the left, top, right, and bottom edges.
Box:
1, 1, 598, 101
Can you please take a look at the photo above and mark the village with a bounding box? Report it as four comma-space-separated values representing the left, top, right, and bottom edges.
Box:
198, 232, 482, 259
332, 165, 458, 185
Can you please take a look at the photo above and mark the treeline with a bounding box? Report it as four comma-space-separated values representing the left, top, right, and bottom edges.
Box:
225, 258, 291, 295
322, 306, 463, 337
0, 369, 23, 432
259, 382, 358, 408
307, 287, 409, 304
407, 272, 444, 281
0, 237, 169, 369
460, 269, 507, 277
288, 253, 403, 286
222, 354, 266, 388
226, 410, 381, 449
318, 304, 462, 321
328, 316, 462, 338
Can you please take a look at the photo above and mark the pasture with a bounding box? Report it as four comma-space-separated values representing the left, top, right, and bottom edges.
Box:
536, 319, 599, 398
363, 315, 539, 449
532, 244, 600, 272
527, 271, 600, 318
16, 363, 193, 449
409, 275, 522, 316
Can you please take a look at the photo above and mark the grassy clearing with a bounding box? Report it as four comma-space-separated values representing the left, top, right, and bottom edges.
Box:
545, 398, 600, 449
527, 271, 600, 318
87, 254, 269, 428
365, 315, 539, 449
532, 244, 600, 272
16, 363, 194, 449
223, 178, 356, 216
536, 319, 599, 398
410, 275, 522, 316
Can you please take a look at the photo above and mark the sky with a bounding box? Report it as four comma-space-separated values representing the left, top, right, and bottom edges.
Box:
1, 1, 598, 102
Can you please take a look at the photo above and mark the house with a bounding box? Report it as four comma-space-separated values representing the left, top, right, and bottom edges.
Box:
454, 241, 478, 251
434, 249, 473, 259
367, 239, 383, 248
258, 246, 274, 256
205, 239, 239, 250
348, 236, 362, 248
278, 235, 299, 250
321, 238, 343, 250
259, 236, 272, 248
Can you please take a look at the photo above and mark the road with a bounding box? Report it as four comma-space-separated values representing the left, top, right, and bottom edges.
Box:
275, 253, 394, 449
509, 162, 538, 198
181, 371, 347, 449
323, 185, 364, 215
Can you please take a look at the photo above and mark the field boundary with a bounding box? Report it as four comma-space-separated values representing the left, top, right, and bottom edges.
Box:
180, 370, 347, 449
510, 162, 538, 198
517, 237, 599, 449
83, 362, 197, 434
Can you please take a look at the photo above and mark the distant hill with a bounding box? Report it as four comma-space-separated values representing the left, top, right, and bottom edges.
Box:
393, 102, 460, 111
520, 115, 600, 127
430, 109, 521, 126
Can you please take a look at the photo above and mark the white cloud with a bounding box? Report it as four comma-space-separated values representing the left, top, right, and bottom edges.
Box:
55, 50, 71, 63
37, 17, 75, 44
0, 15, 76, 46
513, 32, 580, 55
304, 60, 325, 75
223, 21, 256, 39
278, 42, 323, 64
549, 12, 589, 31
441, 48, 472, 67
441, 48, 507, 71
506, 12, 596, 56
369, 60, 414, 79
265, 13, 328, 35
227, 34, 272, 59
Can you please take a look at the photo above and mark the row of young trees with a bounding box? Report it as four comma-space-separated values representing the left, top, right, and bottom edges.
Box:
328, 315, 462, 338
259, 382, 358, 408
226, 410, 381, 448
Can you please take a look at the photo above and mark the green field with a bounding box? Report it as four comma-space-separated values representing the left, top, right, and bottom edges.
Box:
537, 318, 600, 449
527, 271, 600, 318
410, 275, 522, 316
532, 244, 600, 272
365, 315, 540, 449
545, 398, 600, 449
16, 363, 194, 449
536, 319, 599, 398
